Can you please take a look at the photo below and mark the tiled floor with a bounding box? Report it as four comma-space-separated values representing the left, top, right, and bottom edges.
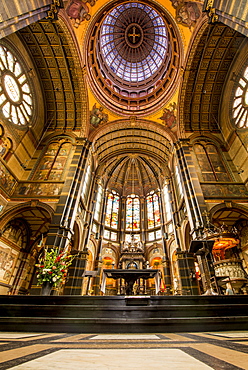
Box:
0, 331, 248, 369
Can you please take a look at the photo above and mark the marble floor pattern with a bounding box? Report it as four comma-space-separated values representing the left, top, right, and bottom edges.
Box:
0, 331, 248, 369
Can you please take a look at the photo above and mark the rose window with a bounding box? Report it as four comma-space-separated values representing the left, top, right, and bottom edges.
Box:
232, 65, 248, 129
0, 44, 33, 126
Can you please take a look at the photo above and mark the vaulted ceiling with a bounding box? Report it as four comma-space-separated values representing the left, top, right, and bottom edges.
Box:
18, 18, 87, 134
92, 121, 172, 195
180, 22, 246, 133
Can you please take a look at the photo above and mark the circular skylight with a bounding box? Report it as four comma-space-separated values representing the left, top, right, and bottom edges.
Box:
86, 1, 181, 115
100, 2, 168, 84
0, 44, 33, 126
232, 66, 248, 129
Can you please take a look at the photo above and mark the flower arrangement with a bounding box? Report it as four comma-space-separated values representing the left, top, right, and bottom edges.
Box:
35, 248, 76, 287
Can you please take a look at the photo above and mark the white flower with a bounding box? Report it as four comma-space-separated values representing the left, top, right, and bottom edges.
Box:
52, 277, 57, 282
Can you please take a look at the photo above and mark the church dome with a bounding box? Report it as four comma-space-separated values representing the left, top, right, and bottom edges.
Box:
86, 1, 182, 116
100, 2, 168, 85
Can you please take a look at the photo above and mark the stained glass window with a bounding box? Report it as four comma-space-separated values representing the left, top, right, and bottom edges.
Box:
194, 143, 231, 182
105, 190, 120, 229
146, 191, 161, 229
0, 44, 33, 126
94, 184, 103, 221
126, 194, 140, 231
232, 65, 248, 128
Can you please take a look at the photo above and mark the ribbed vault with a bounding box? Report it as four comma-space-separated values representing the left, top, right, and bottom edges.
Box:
180, 22, 246, 133
91, 120, 172, 162
92, 121, 172, 195
102, 154, 167, 196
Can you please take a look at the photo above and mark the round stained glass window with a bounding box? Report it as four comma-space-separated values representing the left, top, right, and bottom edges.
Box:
232, 66, 248, 129
100, 2, 168, 84
0, 44, 33, 126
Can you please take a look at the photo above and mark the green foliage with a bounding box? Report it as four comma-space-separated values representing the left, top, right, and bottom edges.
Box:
35, 248, 76, 286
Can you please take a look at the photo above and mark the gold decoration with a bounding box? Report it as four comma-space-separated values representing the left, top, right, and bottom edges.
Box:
46, 0, 63, 20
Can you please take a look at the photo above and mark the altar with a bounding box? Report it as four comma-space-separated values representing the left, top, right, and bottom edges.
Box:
101, 269, 160, 295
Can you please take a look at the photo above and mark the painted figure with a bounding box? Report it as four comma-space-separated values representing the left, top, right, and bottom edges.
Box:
90, 104, 109, 128
66, 0, 91, 28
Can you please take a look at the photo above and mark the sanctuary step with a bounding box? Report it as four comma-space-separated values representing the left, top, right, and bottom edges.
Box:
1, 295, 248, 333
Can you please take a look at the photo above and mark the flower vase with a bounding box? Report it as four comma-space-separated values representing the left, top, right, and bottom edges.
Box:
41, 281, 54, 296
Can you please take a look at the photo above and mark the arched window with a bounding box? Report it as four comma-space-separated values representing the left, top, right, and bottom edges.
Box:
126, 194, 140, 231
194, 142, 230, 182
105, 190, 120, 229
146, 191, 160, 229
93, 184, 103, 221
81, 164, 91, 201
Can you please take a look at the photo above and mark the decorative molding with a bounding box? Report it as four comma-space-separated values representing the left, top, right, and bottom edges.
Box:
46, 0, 64, 20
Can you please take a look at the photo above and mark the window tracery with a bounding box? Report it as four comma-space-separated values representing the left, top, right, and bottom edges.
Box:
232, 65, 248, 129
0, 44, 33, 126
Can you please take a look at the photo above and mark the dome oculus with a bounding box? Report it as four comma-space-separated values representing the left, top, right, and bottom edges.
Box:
100, 2, 168, 83
0, 44, 33, 126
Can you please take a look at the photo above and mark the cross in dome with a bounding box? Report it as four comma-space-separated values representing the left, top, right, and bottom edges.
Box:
128, 26, 140, 44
